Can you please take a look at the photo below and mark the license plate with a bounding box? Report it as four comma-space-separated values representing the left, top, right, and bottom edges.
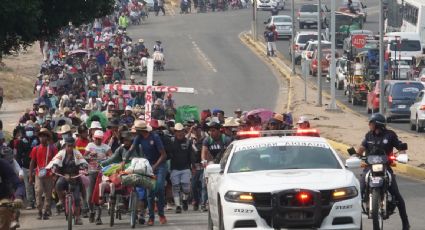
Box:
287, 211, 302, 219
398, 105, 406, 109
371, 177, 381, 184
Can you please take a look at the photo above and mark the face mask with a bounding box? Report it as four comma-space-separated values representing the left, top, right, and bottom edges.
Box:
26, 131, 34, 137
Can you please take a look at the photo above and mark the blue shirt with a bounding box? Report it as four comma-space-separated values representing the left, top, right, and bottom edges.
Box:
133, 133, 164, 165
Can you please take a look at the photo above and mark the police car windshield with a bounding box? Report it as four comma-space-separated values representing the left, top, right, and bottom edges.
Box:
227, 144, 341, 173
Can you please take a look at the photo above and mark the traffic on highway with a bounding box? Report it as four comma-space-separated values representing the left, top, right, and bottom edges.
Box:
0, 0, 425, 230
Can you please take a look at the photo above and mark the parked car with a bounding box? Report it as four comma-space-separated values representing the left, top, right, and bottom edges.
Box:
289, 31, 326, 65
257, 0, 285, 10
310, 49, 332, 76
264, 15, 292, 39
297, 4, 329, 29
302, 40, 331, 62
326, 57, 348, 90
383, 80, 424, 122
366, 80, 388, 114
410, 90, 425, 132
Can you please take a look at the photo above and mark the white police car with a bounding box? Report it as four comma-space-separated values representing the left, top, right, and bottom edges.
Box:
206, 131, 362, 230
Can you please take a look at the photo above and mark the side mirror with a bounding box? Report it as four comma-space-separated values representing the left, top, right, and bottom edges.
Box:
205, 164, 222, 175
345, 157, 362, 168
399, 143, 408, 150
397, 154, 409, 164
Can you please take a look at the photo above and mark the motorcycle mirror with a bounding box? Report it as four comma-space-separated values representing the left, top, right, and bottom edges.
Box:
345, 157, 362, 168
399, 143, 408, 151
396, 154, 408, 164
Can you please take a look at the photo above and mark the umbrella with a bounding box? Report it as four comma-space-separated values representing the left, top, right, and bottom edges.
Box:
246, 108, 274, 123
69, 49, 88, 55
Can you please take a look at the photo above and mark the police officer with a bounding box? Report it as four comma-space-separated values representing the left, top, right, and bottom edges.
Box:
352, 113, 410, 230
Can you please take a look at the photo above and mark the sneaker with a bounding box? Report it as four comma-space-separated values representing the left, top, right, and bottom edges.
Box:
42, 212, 49, 220
75, 217, 83, 225
175, 206, 182, 214
138, 215, 145, 225
166, 203, 174, 210
89, 212, 95, 223
159, 215, 167, 225
147, 218, 154, 226
201, 205, 208, 212
182, 200, 188, 211
95, 217, 103, 225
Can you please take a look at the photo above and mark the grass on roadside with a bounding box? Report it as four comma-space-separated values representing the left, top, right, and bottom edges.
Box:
0, 70, 34, 100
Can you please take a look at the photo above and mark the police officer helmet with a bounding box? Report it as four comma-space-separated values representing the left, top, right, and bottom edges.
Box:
369, 113, 386, 129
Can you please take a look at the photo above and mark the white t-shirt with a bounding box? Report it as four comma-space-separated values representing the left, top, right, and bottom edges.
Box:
85, 142, 111, 171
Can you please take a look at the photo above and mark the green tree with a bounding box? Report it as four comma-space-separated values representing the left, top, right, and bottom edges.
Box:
0, 0, 114, 58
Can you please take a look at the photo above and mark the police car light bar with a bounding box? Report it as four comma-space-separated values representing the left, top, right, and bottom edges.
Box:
237, 129, 319, 138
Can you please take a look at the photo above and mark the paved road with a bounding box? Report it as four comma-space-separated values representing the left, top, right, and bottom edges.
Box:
256, 0, 423, 135
18, 3, 425, 230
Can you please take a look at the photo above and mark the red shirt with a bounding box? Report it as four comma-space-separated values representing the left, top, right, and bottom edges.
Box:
76, 138, 89, 155
30, 144, 57, 176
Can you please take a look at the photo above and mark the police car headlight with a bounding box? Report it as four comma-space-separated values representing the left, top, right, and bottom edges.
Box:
224, 191, 254, 204
372, 164, 384, 172
332, 186, 358, 202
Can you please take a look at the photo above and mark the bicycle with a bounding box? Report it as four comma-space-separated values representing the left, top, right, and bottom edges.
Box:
54, 173, 84, 230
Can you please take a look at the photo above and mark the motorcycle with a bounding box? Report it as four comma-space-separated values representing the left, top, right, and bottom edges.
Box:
347, 144, 408, 230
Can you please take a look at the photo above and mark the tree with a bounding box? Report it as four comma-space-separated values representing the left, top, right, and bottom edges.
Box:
0, 0, 115, 58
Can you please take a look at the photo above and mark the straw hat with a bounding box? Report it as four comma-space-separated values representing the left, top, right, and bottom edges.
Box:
273, 113, 284, 123
174, 123, 184, 131
57, 124, 72, 134
223, 117, 240, 127
131, 120, 152, 132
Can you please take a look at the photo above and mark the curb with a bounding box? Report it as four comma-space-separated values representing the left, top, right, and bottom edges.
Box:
240, 31, 425, 181
327, 139, 425, 180
240, 32, 293, 113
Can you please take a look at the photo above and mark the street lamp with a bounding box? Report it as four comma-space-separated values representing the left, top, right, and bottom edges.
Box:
379, 0, 385, 114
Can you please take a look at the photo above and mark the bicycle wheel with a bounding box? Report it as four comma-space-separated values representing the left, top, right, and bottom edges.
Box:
129, 191, 137, 228
67, 195, 73, 230
110, 198, 115, 227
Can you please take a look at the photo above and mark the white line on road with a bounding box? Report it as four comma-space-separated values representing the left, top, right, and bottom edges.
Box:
189, 36, 218, 73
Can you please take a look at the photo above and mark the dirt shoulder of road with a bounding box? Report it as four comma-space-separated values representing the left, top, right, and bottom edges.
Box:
241, 32, 425, 169
1, 44, 40, 133
0, 44, 41, 101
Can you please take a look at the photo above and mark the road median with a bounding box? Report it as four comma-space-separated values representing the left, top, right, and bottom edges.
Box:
240, 31, 425, 181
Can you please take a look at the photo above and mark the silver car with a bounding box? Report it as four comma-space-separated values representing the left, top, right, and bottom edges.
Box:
297, 4, 329, 29
265, 15, 293, 39
289, 31, 326, 64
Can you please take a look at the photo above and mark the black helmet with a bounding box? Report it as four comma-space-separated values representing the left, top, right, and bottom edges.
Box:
369, 113, 386, 128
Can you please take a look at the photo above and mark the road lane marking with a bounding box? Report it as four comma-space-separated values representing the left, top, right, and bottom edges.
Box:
189, 37, 218, 73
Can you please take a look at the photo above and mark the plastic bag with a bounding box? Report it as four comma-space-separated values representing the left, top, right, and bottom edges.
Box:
125, 158, 153, 176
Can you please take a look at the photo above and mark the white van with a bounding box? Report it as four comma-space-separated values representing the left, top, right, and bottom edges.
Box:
384, 32, 423, 61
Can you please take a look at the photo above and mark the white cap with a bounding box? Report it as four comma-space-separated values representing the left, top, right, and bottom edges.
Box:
297, 116, 309, 124
90, 121, 102, 129
125, 105, 132, 111
93, 130, 104, 138
108, 101, 115, 106
130, 75, 136, 80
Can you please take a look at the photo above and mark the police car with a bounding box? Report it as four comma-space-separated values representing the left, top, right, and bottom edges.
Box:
205, 130, 362, 230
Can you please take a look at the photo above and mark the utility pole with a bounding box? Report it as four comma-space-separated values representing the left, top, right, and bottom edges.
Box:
291, 0, 296, 74
252, 0, 258, 40
379, 0, 385, 113
328, 0, 337, 109
317, 0, 322, 106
